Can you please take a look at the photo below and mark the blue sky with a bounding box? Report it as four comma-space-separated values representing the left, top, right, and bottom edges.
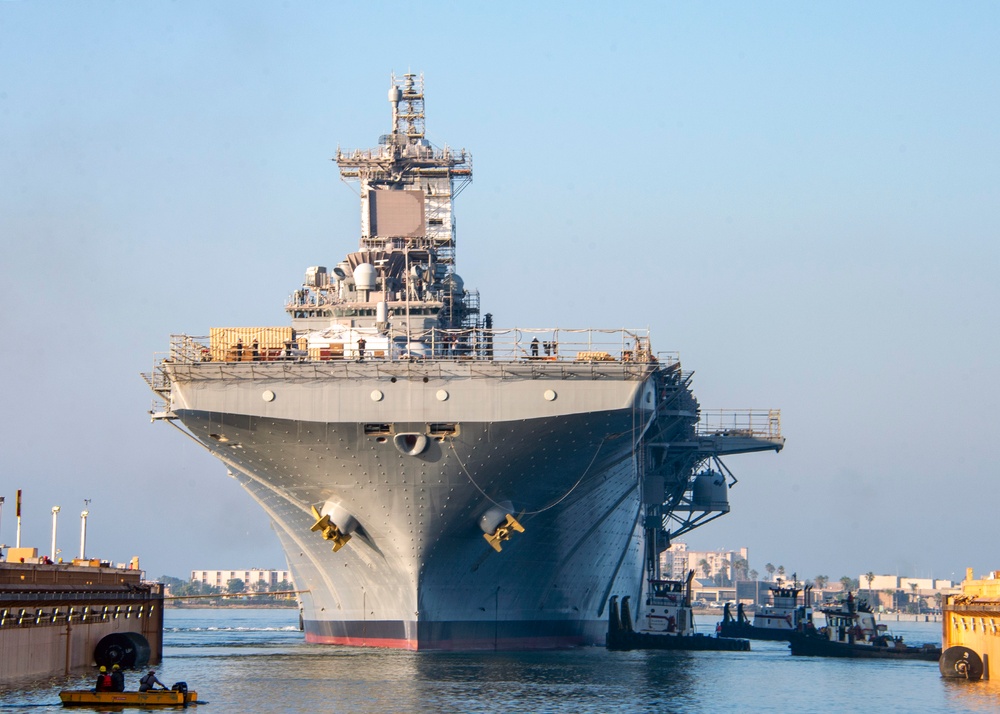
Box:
1, 1, 997, 584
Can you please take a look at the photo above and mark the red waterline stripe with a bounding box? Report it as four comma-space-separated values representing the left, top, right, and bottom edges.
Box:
304, 633, 416, 649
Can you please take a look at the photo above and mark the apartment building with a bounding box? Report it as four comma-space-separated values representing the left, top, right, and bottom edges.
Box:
190, 568, 291, 589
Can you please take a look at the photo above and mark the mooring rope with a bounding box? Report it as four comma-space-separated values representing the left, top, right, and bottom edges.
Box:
448, 434, 609, 516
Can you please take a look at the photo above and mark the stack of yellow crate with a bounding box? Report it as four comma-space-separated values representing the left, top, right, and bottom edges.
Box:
209, 327, 294, 362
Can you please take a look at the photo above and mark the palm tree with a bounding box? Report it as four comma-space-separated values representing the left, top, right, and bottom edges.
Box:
749, 569, 759, 582
732, 558, 749, 582
908, 582, 919, 614
698, 558, 711, 579
839, 575, 853, 593
865, 571, 875, 605
814, 575, 829, 590
765, 563, 776, 582
777, 565, 786, 580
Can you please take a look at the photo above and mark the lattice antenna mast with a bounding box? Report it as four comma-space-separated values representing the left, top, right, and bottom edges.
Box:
335, 73, 472, 266
392, 72, 425, 140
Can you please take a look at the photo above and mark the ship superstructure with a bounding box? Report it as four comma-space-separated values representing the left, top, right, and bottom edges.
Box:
144, 73, 784, 650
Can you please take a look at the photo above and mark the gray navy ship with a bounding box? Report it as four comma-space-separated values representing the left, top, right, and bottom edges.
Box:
144, 73, 784, 650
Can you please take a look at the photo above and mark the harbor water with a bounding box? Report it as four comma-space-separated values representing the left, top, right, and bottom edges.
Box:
3, 608, 1000, 713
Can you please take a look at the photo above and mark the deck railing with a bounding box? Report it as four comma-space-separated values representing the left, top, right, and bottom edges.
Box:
696, 409, 783, 440
159, 328, 664, 366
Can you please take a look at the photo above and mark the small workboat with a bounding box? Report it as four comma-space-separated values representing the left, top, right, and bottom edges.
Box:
607, 571, 750, 652
788, 592, 940, 661
60, 685, 198, 707
718, 581, 815, 641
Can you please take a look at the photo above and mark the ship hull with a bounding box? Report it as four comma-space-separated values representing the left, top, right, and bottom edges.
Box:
166, 361, 656, 650
718, 622, 795, 641
301, 618, 602, 650
788, 632, 941, 660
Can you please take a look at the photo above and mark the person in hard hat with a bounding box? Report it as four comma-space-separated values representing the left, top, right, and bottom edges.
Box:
110, 664, 125, 692
139, 670, 167, 692
95, 666, 113, 692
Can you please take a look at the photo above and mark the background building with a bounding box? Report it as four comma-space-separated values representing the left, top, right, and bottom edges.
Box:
191, 568, 291, 590
662, 543, 749, 583
857, 573, 957, 613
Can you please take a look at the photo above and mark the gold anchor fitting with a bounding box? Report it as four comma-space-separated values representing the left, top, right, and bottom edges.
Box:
310, 505, 352, 552
483, 513, 525, 552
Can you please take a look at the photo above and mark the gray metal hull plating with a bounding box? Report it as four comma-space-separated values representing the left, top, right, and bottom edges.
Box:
166, 361, 654, 649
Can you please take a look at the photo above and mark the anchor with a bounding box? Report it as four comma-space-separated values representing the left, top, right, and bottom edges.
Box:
483, 513, 525, 552
310, 505, 352, 552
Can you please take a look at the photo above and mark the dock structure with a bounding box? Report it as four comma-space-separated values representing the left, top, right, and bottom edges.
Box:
0, 562, 163, 682
940, 568, 1000, 681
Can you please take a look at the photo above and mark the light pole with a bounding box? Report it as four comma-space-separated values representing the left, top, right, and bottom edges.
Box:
80, 508, 89, 560
50, 506, 60, 562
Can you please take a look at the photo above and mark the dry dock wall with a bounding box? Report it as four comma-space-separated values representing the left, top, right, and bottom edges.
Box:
0, 563, 163, 683
943, 569, 1000, 680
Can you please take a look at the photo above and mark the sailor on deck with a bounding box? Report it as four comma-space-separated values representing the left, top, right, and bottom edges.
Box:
95, 666, 112, 692
139, 670, 167, 692
110, 664, 125, 692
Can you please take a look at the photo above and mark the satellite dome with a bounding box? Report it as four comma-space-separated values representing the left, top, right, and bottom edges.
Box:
691, 471, 729, 511
447, 273, 465, 293
354, 263, 376, 291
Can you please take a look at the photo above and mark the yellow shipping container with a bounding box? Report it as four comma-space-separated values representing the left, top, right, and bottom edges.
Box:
210, 327, 294, 362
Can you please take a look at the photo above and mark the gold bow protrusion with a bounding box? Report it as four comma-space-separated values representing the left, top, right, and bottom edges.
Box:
483, 513, 525, 553
310, 505, 352, 552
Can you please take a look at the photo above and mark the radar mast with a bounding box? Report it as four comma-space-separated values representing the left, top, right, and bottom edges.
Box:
335, 73, 472, 270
